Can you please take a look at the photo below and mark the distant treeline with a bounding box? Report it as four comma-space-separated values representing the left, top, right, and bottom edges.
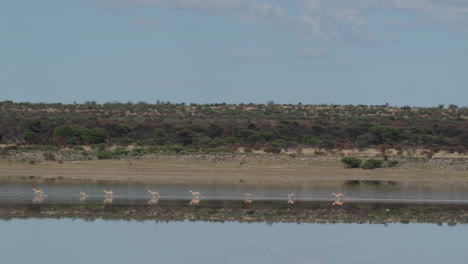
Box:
1, 100, 468, 153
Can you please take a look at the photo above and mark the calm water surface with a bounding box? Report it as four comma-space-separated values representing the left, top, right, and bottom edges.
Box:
2, 181, 468, 203
2, 181, 468, 263
1, 219, 467, 264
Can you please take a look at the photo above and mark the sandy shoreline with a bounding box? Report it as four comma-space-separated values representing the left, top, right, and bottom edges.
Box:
1, 155, 467, 185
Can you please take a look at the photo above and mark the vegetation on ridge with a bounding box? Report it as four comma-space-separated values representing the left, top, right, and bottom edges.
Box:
0, 101, 468, 155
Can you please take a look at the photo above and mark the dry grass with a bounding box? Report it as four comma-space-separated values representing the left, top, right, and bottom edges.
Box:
1, 154, 468, 185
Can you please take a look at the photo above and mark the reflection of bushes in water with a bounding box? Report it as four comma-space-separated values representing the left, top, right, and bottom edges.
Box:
2, 201, 467, 225
344, 180, 398, 186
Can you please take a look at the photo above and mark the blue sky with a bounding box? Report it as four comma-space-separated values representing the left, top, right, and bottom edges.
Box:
1, 0, 468, 106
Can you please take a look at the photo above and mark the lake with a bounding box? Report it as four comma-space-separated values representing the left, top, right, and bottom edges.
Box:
1, 181, 468, 264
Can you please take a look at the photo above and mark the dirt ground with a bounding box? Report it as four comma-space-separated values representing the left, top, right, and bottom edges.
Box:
1, 154, 467, 185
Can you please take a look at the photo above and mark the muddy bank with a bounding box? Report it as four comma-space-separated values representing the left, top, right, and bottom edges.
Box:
1, 201, 468, 225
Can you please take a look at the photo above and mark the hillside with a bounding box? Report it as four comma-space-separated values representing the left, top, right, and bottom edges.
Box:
1, 101, 467, 156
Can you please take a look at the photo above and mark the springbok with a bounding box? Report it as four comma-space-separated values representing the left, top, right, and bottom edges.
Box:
190, 190, 202, 198
33, 188, 44, 196
332, 193, 344, 199
103, 190, 114, 197
148, 190, 160, 198
79, 191, 89, 201
244, 193, 252, 198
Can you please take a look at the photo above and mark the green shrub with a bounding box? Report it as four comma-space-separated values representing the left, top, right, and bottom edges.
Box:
43, 152, 56, 161
361, 159, 384, 169
113, 148, 130, 156
96, 150, 116, 159
341, 157, 362, 168
82, 128, 108, 144
305, 136, 320, 146
270, 139, 286, 148
221, 137, 239, 144
387, 160, 399, 167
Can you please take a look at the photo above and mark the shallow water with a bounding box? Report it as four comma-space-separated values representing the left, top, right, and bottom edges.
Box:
2, 181, 468, 263
2, 181, 468, 204
1, 219, 467, 264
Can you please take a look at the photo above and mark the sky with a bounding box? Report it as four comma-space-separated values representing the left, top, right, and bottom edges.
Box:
1, 0, 468, 106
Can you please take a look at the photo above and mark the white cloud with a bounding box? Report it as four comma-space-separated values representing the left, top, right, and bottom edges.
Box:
98, 0, 468, 40
246, 2, 288, 22
99, 0, 246, 13
298, 0, 468, 39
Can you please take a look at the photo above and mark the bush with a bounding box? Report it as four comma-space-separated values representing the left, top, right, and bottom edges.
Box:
361, 159, 384, 169
387, 160, 399, 167
96, 150, 117, 159
43, 152, 56, 161
341, 157, 362, 168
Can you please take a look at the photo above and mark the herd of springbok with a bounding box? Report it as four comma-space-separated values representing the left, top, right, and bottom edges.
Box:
32, 188, 346, 205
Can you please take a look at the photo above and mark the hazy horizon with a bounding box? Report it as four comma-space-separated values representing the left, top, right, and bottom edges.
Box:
3, 99, 467, 108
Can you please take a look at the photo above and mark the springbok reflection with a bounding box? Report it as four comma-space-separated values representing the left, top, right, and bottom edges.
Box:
80, 191, 89, 201
332, 200, 344, 206
287, 193, 295, 204
32, 188, 46, 204
332, 193, 345, 206
32, 195, 45, 204
190, 197, 201, 205
148, 198, 159, 205
103, 197, 113, 204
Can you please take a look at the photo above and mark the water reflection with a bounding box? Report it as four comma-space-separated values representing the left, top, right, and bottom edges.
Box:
79, 191, 89, 201
3, 181, 468, 205
2, 200, 468, 225
190, 197, 201, 205
103, 197, 113, 204
32, 187, 47, 204
148, 198, 159, 205
244, 193, 253, 203
32, 195, 45, 204
332, 199, 344, 206
1, 219, 467, 264
332, 192, 345, 206
287, 193, 294, 204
